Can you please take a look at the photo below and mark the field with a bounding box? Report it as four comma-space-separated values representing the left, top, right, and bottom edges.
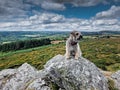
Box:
0, 31, 69, 44
0, 38, 120, 72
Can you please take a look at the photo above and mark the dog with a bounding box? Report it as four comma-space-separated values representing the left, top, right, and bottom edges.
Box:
65, 31, 82, 60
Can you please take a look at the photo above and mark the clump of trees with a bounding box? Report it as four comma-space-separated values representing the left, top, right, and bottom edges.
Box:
0, 38, 51, 52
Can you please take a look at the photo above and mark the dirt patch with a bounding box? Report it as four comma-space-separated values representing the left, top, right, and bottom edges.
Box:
51, 40, 65, 44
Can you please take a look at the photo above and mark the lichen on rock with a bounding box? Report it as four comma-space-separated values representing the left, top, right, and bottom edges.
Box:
0, 55, 109, 90
111, 70, 120, 90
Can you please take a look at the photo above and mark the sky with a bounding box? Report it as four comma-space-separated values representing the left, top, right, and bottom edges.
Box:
0, 0, 120, 31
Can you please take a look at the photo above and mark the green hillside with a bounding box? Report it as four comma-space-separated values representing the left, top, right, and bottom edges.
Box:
0, 38, 120, 72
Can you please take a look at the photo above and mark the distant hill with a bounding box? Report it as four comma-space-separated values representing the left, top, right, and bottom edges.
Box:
0, 31, 68, 43
82, 31, 120, 35
0, 31, 120, 44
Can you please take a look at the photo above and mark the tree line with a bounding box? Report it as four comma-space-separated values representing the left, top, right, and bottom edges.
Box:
0, 38, 51, 52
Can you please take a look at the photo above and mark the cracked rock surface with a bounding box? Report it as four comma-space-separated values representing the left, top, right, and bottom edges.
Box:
111, 70, 120, 90
44, 55, 108, 90
0, 55, 109, 90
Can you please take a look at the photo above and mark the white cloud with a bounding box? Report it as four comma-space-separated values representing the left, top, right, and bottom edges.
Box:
0, 0, 109, 19
0, 0, 118, 22
29, 13, 65, 24
0, 0, 119, 32
0, 22, 15, 28
95, 5, 120, 19
49, 0, 107, 7
71, 0, 105, 7
92, 19, 118, 26
114, 0, 120, 2
41, 1, 66, 10
0, 12, 120, 31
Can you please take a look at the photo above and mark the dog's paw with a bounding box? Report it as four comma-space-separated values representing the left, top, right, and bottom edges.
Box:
66, 58, 70, 60
65, 56, 70, 60
78, 56, 83, 59
75, 56, 83, 60
75, 57, 79, 60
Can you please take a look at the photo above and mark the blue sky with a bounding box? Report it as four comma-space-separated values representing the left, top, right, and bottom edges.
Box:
52, 4, 112, 19
0, 0, 120, 31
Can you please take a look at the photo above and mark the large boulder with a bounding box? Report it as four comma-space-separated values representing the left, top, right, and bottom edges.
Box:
44, 55, 108, 90
111, 70, 120, 90
0, 55, 109, 90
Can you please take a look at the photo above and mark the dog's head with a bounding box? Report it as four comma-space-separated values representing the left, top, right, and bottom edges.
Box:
70, 31, 83, 42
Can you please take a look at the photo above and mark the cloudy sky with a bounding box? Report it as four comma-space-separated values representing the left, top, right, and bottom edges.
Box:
0, 0, 120, 31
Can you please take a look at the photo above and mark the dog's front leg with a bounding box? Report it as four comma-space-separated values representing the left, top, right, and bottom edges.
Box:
65, 52, 70, 59
75, 51, 79, 60
78, 45, 82, 57
65, 43, 70, 59
65, 48, 70, 59
75, 44, 82, 59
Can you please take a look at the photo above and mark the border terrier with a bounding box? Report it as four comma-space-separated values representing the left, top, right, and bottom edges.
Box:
65, 31, 83, 60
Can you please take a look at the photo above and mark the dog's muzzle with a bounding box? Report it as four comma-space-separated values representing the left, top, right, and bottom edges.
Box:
77, 35, 83, 40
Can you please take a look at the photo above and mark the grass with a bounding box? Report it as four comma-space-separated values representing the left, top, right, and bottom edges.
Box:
0, 38, 120, 72
80, 38, 120, 71
108, 78, 118, 90
0, 43, 65, 70
0, 44, 54, 58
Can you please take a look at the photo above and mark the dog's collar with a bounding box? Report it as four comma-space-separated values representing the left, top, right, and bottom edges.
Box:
71, 41, 77, 46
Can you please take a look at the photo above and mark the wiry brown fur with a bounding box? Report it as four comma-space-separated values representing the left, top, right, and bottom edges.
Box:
65, 31, 82, 59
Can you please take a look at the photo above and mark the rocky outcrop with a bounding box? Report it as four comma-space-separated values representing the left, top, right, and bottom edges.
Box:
111, 70, 120, 90
0, 55, 109, 90
0, 63, 50, 90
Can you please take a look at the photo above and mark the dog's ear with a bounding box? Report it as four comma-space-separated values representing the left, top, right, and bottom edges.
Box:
70, 31, 76, 37
70, 32, 74, 35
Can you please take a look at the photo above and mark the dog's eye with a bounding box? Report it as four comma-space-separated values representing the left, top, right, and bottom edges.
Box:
76, 33, 79, 35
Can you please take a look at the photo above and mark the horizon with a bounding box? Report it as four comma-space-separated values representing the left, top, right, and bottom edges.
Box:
0, 0, 120, 31
0, 29, 120, 32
